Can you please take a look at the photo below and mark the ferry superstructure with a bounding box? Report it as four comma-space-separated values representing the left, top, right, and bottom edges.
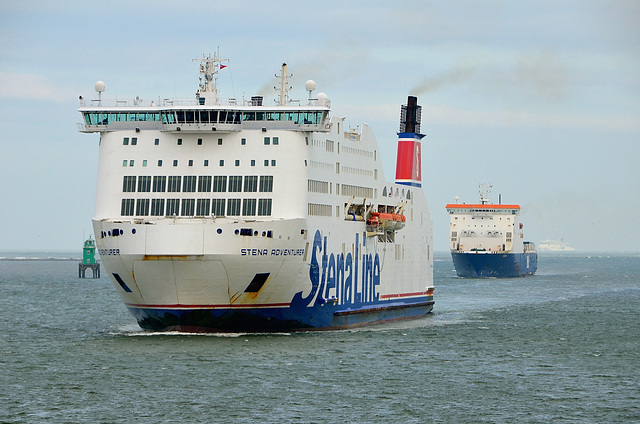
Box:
78, 52, 434, 332
446, 184, 537, 278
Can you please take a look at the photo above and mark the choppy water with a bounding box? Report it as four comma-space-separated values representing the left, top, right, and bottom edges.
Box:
1, 253, 638, 423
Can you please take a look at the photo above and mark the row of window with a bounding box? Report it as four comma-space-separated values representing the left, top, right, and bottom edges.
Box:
123, 175, 274, 193
122, 159, 277, 167
83, 110, 326, 126
124, 136, 280, 146
121, 198, 273, 217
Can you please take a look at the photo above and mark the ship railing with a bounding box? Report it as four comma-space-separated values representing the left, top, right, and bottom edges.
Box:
83, 97, 241, 108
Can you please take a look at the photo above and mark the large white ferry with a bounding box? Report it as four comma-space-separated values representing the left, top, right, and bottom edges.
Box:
78, 52, 434, 331
446, 184, 537, 278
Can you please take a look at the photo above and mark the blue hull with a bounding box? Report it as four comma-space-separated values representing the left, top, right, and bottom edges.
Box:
127, 296, 434, 333
451, 252, 537, 278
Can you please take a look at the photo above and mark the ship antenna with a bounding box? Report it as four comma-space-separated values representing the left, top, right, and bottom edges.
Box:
479, 183, 492, 204
193, 47, 229, 105
275, 62, 292, 106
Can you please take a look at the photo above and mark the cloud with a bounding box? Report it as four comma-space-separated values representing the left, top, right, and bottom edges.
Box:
0, 72, 67, 102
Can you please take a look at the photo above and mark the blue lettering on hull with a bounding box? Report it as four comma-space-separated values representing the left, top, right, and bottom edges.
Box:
127, 229, 433, 332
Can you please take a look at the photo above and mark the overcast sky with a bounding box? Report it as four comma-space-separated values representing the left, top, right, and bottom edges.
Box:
1, 0, 638, 252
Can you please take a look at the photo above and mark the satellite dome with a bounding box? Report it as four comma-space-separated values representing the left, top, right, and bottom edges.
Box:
304, 80, 316, 92
95, 81, 106, 93
316, 92, 330, 107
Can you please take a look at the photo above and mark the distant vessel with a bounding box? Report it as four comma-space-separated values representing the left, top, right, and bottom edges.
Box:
538, 239, 574, 252
445, 184, 537, 278
77, 52, 434, 332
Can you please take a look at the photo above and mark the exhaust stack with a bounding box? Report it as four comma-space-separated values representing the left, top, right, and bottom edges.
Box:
395, 96, 424, 188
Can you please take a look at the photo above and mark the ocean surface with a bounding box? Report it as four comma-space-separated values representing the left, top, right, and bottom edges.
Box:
1, 252, 638, 423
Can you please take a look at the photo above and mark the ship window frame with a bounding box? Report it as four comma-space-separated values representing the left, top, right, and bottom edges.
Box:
259, 176, 273, 192
137, 176, 151, 192
136, 198, 150, 216
213, 176, 227, 192
198, 175, 212, 192
150, 199, 165, 216
122, 176, 136, 192
121, 199, 135, 216
212, 198, 226, 216
166, 199, 180, 216
168, 176, 182, 192
258, 198, 272, 216
152, 176, 166, 192
196, 199, 210, 216
183, 176, 197, 192
228, 176, 243, 192
242, 198, 257, 216
244, 175, 258, 192
181, 199, 195, 216
227, 198, 241, 216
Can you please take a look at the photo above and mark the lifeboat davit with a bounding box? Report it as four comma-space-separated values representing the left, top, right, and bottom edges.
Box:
367, 212, 406, 232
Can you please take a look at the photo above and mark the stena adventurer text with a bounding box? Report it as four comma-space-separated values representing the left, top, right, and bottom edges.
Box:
77, 51, 434, 332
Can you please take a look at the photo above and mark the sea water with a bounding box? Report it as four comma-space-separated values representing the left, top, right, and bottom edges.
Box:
1, 253, 638, 423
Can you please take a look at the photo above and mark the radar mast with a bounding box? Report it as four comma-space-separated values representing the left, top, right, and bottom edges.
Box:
479, 183, 493, 205
193, 48, 229, 105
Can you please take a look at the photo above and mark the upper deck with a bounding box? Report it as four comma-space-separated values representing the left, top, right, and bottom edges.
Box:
78, 100, 329, 134
446, 204, 520, 212
78, 52, 330, 134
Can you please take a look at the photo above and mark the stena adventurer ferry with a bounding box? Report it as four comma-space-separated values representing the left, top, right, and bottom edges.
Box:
77, 52, 434, 332
446, 184, 537, 278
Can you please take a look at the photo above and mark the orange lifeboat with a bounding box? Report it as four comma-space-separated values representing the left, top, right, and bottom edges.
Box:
367, 212, 406, 231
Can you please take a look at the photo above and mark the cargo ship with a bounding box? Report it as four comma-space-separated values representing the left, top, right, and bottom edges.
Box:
77, 51, 434, 332
445, 184, 537, 278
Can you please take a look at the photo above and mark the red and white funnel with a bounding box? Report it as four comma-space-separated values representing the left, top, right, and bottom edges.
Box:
395, 96, 424, 188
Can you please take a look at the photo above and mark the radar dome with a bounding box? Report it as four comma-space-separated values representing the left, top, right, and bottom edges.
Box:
304, 80, 316, 92
316, 92, 330, 107
95, 81, 106, 93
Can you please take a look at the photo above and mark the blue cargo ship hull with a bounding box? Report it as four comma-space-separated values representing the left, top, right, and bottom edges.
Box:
127, 295, 434, 332
451, 251, 537, 278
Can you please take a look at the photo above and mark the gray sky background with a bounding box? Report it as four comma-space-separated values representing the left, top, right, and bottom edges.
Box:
1, 0, 638, 252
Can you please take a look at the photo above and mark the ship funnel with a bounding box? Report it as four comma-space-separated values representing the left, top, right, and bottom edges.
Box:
395, 96, 424, 188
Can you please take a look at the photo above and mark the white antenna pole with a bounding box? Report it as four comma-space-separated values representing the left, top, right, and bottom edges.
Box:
276, 63, 292, 106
